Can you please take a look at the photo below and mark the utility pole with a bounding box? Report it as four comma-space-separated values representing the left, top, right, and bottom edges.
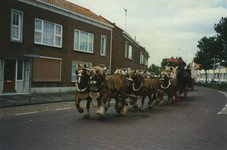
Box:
123, 8, 127, 31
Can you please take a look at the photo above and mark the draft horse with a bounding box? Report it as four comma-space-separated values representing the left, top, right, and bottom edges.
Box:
75, 64, 92, 119
158, 71, 177, 106
128, 70, 158, 111
89, 66, 128, 119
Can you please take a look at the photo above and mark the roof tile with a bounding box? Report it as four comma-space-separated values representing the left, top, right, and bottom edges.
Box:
42, 0, 110, 24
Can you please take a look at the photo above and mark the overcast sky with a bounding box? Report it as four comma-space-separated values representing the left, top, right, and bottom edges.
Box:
68, 0, 227, 66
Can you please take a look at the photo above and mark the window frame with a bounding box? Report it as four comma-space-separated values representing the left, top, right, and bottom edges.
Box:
125, 41, 128, 58
73, 29, 94, 53
34, 18, 63, 48
11, 9, 23, 42
17, 60, 24, 81
100, 35, 106, 56
71, 61, 92, 82
128, 45, 132, 60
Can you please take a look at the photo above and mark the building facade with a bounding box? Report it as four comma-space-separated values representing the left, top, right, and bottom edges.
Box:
199, 64, 227, 83
0, 0, 149, 94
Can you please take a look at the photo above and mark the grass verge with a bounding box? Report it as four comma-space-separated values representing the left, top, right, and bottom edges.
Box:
195, 82, 227, 92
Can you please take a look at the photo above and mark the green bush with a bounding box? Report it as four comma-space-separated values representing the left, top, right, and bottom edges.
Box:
219, 83, 227, 88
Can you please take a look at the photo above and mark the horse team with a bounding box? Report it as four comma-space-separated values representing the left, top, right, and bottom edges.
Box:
75, 64, 186, 119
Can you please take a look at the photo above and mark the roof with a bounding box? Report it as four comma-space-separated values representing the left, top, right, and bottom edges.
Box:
42, 0, 110, 25
193, 62, 200, 69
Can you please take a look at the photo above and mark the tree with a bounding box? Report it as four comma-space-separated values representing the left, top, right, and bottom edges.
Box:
147, 63, 161, 74
194, 36, 218, 83
186, 63, 191, 69
214, 17, 227, 67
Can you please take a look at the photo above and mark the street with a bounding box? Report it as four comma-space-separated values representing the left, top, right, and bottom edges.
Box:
1, 86, 227, 150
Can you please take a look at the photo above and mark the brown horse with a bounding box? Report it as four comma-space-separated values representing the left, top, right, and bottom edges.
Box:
128, 70, 157, 111
75, 64, 92, 119
158, 71, 177, 106
89, 66, 128, 119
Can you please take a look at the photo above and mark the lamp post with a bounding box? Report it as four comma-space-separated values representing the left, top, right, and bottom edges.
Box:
178, 48, 187, 65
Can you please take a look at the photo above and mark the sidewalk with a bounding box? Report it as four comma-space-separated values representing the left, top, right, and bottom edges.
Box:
0, 89, 226, 108
0, 92, 76, 108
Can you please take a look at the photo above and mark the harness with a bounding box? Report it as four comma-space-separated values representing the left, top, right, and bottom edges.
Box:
75, 69, 90, 99
160, 72, 172, 89
132, 74, 151, 92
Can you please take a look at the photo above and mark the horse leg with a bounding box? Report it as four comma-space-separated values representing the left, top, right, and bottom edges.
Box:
129, 97, 134, 105
167, 92, 172, 105
84, 98, 91, 119
120, 94, 127, 116
96, 96, 106, 119
114, 97, 121, 114
158, 93, 164, 107
133, 97, 138, 109
184, 85, 188, 97
148, 94, 153, 109
75, 97, 83, 113
140, 96, 145, 111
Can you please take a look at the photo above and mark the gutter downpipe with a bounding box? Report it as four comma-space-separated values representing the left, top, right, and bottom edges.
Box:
109, 28, 113, 74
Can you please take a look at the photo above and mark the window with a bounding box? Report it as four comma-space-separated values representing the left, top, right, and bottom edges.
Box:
17, 60, 24, 80
33, 57, 62, 82
128, 45, 132, 60
34, 19, 62, 47
71, 61, 92, 82
100, 35, 106, 56
125, 41, 128, 58
74, 29, 94, 53
140, 52, 144, 64
11, 9, 23, 42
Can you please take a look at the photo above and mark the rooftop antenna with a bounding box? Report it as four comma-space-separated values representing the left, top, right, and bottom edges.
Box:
123, 8, 127, 32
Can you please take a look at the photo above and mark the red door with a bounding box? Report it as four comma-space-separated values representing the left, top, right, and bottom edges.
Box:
3, 59, 16, 92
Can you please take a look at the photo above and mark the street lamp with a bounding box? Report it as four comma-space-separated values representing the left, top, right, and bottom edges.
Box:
178, 48, 187, 65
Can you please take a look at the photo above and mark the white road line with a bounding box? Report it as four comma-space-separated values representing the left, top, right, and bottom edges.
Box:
16, 112, 38, 115
55, 108, 71, 111
217, 90, 227, 115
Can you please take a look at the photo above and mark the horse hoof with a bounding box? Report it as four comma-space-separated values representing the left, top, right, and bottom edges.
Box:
133, 105, 138, 109
120, 111, 126, 116
97, 114, 104, 120
129, 100, 133, 105
159, 104, 162, 107
148, 106, 153, 109
139, 108, 144, 112
84, 114, 90, 119
78, 108, 84, 113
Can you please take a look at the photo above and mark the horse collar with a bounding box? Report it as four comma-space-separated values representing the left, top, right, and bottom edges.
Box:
161, 80, 171, 89
132, 81, 143, 91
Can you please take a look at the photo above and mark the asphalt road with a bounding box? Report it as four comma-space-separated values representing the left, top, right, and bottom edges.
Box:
1, 86, 227, 150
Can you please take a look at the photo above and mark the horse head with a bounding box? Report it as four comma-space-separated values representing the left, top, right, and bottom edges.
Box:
75, 64, 90, 92
89, 66, 105, 92
114, 68, 128, 77
129, 70, 142, 83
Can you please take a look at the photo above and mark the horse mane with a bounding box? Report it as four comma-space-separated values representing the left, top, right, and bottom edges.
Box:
91, 66, 104, 76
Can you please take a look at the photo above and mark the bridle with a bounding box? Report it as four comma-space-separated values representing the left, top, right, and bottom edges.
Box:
75, 69, 89, 93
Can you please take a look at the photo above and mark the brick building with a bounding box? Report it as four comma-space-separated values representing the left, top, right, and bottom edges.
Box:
0, 0, 149, 94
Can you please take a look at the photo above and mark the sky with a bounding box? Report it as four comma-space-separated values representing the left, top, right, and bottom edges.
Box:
67, 0, 227, 67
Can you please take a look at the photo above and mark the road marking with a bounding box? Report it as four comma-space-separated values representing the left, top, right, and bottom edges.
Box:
217, 91, 227, 115
16, 111, 38, 115
55, 108, 71, 111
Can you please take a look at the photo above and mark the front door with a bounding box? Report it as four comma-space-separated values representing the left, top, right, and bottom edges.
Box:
3, 59, 16, 92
